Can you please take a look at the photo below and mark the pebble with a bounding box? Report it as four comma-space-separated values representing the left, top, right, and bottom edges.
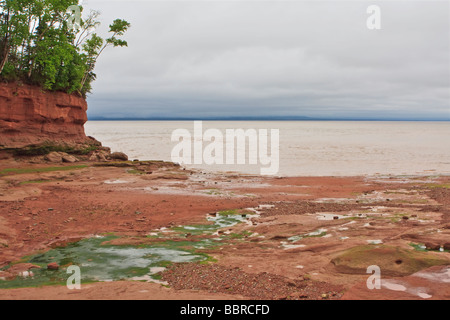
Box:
47, 262, 59, 270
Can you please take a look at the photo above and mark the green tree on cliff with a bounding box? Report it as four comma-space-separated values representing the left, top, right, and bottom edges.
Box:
0, 0, 130, 97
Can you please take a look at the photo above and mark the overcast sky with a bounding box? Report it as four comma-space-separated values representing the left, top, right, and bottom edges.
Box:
82, 0, 450, 120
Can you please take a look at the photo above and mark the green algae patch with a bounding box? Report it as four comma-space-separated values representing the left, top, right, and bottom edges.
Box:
0, 165, 87, 176
425, 183, 450, 189
0, 209, 255, 289
19, 179, 51, 185
217, 209, 239, 216
93, 161, 134, 168
331, 245, 449, 277
171, 211, 249, 237
11, 144, 99, 157
0, 235, 208, 289
409, 243, 449, 253
287, 235, 303, 242
304, 230, 327, 238
127, 168, 145, 175
228, 230, 253, 239
287, 229, 328, 243
205, 189, 222, 195
409, 243, 428, 252
171, 224, 219, 236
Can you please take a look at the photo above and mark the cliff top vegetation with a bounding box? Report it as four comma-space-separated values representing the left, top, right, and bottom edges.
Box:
0, 0, 130, 97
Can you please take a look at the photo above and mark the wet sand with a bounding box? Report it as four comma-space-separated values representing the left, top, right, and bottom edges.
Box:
0, 159, 449, 300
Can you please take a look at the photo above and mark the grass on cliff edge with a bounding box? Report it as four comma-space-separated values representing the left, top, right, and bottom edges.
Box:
0, 165, 88, 176
11, 144, 99, 157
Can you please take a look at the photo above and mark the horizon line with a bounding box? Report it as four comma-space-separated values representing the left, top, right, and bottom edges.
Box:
87, 117, 450, 122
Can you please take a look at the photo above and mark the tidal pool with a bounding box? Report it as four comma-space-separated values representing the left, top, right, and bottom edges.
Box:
0, 209, 258, 289
0, 235, 206, 289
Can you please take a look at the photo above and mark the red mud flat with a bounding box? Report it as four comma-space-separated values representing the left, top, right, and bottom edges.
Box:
161, 263, 344, 300
342, 265, 450, 300
0, 280, 245, 300
0, 159, 449, 300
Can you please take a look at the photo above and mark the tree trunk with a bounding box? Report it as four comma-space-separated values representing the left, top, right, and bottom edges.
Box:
27, 19, 56, 79
79, 69, 90, 92
0, 34, 9, 74
0, 50, 8, 74
0, 9, 10, 74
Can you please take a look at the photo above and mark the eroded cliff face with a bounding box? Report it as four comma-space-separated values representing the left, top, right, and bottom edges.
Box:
0, 83, 90, 148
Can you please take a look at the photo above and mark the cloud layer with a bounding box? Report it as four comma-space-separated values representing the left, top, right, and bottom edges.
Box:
84, 1, 449, 120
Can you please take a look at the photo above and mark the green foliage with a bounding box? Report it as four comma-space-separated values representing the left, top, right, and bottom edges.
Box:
0, 0, 129, 97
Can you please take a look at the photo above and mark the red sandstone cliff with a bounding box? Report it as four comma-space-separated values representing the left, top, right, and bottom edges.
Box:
0, 83, 91, 149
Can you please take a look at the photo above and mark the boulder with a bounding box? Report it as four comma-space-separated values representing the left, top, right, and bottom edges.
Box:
111, 152, 128, 161
61, 154, 78, 163
99, 146, 111, 153
98, 153, 107, 162
89, 150, 109, 162
47, 262, 59, 270
44, 152, 63, 163
87, 136, 102, 146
